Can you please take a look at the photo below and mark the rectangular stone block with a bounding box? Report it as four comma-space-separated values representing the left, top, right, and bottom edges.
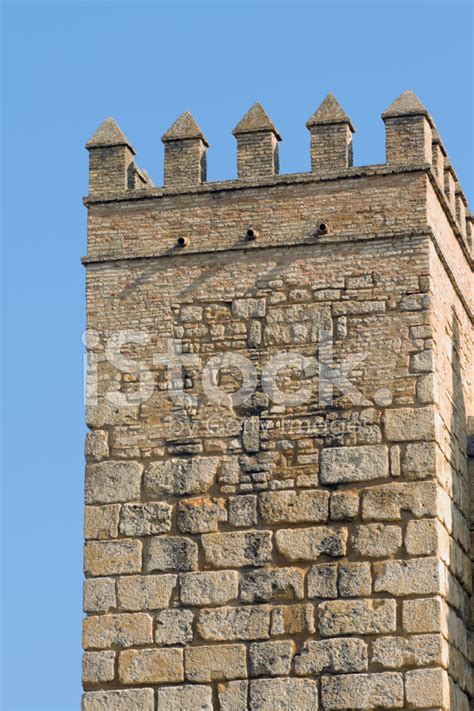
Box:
402, 597, 447, 634
404, 518, 449, 558
240, 567, 305, 603
119, 502, 172, 536
157, 685, 213, 710
197, 605, 271, 641
307, 563, 338, 599
82, 650, 115, 685
361, 481, 438, 521
372, 633, 446, 668
338, 562, 372, 597
405, 668, 450, 708
85, 461, 142, 504
177, 496, 227, 533
350, 523, 402, 558
228, 494, 257, 527
82, 689, 154, 711
249, 640, 294, 677
84, 504, 120, 539
83, 612, 153, 649
330, 490, 359, 520
275, 526, 347, 561
118, 648, 183, 684
116, 573, 176, 611
84, 539, 142, 576
320, 445, 388, 484
249, 678, 318, 710
155, 609, 194, 645
185, 643, 247, 682
143, 457, 218, 496
218, 680, 248, 711
145, 535, 198, 572
295, 638, 368, 675
270, 603, 315, 636
83, 577, 116, 613
373, 557, 443, 596
321, 672, 403, 709
258, 489, 328, 524
318, 599, 396, 636
383, 406, 436, 441
180, 570, 239, 606
202, 531, 272, 568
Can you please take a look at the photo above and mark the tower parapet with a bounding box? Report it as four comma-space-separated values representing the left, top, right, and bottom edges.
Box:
306, 93, 354, 172
232, 102, 281, 179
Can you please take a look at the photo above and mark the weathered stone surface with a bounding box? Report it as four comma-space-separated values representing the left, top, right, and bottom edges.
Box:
197, 605, 271, 641
373, 557, 442, 596
321, 672, 404, 709
180, 569, 238, 606
275, 526, 347, 561
155, 609, 194, 645
228, 494, 257, 527
307, 563, 338, 599
143, 457, 218, 496
82, 689, 154, 711
177, 496, 227, 533
119, 648, 183, 684
405, 668, 450, 707
241, 567, 305, 603
83, 612, 153, 649
401, 441, 438, 479
350, 523, 402, 558
85, 430, 109, 461
320, 445, 388, 484
218, 680, 248, 711
85, 461, 142, 504
185, 644, 247, 682
84, 539, 142, 576
338, 562, 372, 597
361, 481, 438, 521
156, 684, 213, 710
84, 504, 120, 539
270, 603, 314, 636
402, 596, 446, 633
82, 650, 115, 685
116, 573, 176, 610
372, 633, 445, 668
295, 637, 368, 675
145, 535, 198, 572
83, 577, 116, 613
318, 599, 396, 636
330, 490, 359, 520
384, 406, 436, 441
259, 489, 328, 523
119, 502, 172, 536
249, 640, 294, 677
249, 678, 318, 710
202, 531, 272, 568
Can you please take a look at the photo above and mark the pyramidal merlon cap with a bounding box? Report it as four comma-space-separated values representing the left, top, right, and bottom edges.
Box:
306, 94, 355, 132
382, 90, 432, 123
86, 117, 135, 153
232, 102, 281, 140
161, 112, 209, 146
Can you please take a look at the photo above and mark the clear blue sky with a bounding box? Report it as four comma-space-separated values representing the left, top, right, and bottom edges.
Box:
1, 1, 472, 709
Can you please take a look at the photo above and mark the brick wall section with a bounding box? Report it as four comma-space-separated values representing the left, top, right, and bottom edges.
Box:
82, 93, 473, 710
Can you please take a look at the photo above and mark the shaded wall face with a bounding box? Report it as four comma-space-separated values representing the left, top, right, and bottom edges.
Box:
82, 178, 472, 710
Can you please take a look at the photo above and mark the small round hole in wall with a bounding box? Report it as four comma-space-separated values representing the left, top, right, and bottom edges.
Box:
177, 236, 189, 247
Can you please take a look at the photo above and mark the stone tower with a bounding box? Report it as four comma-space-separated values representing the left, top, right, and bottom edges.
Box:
82, 92, 473, 710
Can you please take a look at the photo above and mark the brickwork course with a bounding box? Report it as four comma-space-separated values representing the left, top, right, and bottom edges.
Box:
82, 91, 474, 709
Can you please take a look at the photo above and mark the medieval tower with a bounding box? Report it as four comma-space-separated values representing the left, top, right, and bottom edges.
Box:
82, 92, 473, 710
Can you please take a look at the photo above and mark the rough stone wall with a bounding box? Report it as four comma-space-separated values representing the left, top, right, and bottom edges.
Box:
82, 93, 473, 710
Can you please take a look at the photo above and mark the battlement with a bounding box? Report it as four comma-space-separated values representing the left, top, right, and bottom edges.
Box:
85, 91, 473, 259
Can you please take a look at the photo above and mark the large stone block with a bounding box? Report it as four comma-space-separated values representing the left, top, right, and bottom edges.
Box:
116, 573, 176, 611
321, 672, 404, 709
84, 504, 120, 540
143, 457, 218, 496
202, 531, 272, 568
270, 603, 315, 636
373, 557, 443, 596
119, 502, 172, 536
295, 637, 368, 675
350, 523, 402, 558
383, 406, 436, 441
156, 684, 213, 710
258, 489, 328, 524
180, 569, 239, 606
405, 668, 450, 707
82, 650, 115, 685
177, 496, 227, 533
318, 599, 396, 636
249, 678, 318, 710
320, 445, 388, 484
118, 647, 183, 684
85, 461, 142, 504
361, 481, 438, 521
249, 640, 294, 677
145, 535, 198, 572
84, 539, 142, 576
197, 605, 271, 641
218, 680, 248, 711
185, 643, 247, 682
83, 612, 153, 649
240, 567, 305, 603
82, 689, 154, 711
275, 526, 347, 561
372, 633, 446, 668
83, 577, 116, 613
307, 563, 338, 599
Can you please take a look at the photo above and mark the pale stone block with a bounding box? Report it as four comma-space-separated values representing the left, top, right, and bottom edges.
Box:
275, 526, 347, 561
157, 684, 213, 710
177, 496, 227, 533
402, 441, 438, 479
228, 494, 257, 527
295, 637, 368, 675
329, 490, 359, 520
232, 297, 266, 318
338, 562, 372, 597
320, 444, 389, 484
119, 502, 172, 536
85, 504, 120, 539
372, 633, 446, 668
402, 597, 447, 634
197, 605, 271, 642
145, 535, 198, 572
373, 557, 443, 596
350, 523, 402, 558
118, 647, 183, 684
116, 573, 176, 611
83, 577, 116, 613
307, 563, 338, 599
85, 461, 142, 504
270, 603, 314, 636
83, 612, 153, 649
249, 640, 294, 676
85, 430, 109, 461
155, 609, 194, 645
218, 680, 248, 711
202, 531, 272, 568
405, 667, 450, 707
185, 643, 247, 682
180, 570, 239, 606
241, 567, 305, 603
361, 481, 438, 521
82, 650, 115, 685
82, 689, 154, 711
259, 489, 328, 523
384, 406, 436, 441
84, 539, 142, 576
405, 518, 449, 558
249, 678, 318, 710
321, 672, 403, 709
143, 456, 218, 496
318, 599, 396, 636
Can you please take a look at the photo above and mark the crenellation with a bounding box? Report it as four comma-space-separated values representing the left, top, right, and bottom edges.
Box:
82, 91, 473, 710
